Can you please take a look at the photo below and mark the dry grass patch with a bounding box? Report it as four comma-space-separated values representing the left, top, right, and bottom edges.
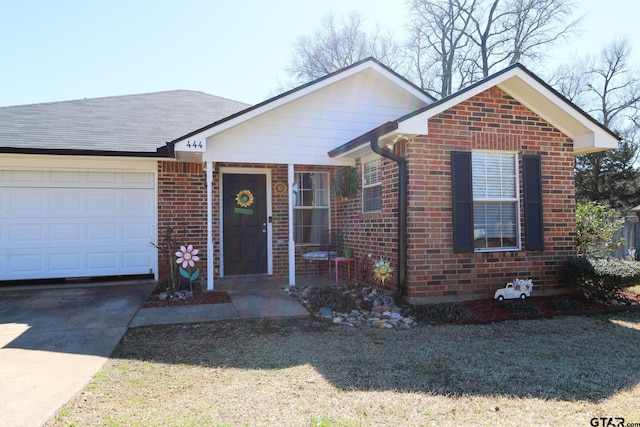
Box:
48, 313, 640, 427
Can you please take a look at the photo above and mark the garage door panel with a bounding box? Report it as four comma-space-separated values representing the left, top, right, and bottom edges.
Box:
49, 223, 82, 241
87, 172, 118, 184
123, 223, 153, 239
87, 193, 118, 213
1, 169, 156, 281
50, 193, 83, 211
123, 172, 154, 185
122, 251, 153, 269
122, 192, 154, 212
87, 252, 117, 269
8, 193, 43, 213
49, 253, 81, 272
10, 223, 44, 244
87, 223, 118, 240
50, 171, 82, 183
8, 253, 43, 273
10, 170, 45, 183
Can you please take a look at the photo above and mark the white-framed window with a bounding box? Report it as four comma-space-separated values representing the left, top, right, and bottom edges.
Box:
293, 171, 329, 244
362, 156, 382, 213
472, 151, 520, 251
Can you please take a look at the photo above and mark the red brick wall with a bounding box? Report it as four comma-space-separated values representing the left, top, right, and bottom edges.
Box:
157, 161, 209, 283
158, 86, 576, 301
331, 155, 401, 293
157, 161, 294, 282
405, 87, 576, 303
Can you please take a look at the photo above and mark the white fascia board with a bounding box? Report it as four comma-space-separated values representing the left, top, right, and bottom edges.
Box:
395, 67, 619, 154
573, 133, 620, 155
397, 116, 429, 136
496, 70, 619, 152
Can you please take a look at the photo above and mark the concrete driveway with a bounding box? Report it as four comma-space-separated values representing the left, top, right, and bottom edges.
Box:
0, 281, 155, 427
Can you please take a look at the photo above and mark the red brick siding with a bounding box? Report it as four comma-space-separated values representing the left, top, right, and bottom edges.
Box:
157, 161, 209, 282
269, 164, 290, 276
158, 86, 576, 302
405, 87, 575, 303
158, 161, 301, 282
334, 157, 400, 293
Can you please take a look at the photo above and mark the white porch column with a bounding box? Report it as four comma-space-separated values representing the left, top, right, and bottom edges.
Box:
288, 164, 296, 285
206, 161, 215, 290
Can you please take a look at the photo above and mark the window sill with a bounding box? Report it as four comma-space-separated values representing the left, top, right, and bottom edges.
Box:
474, 247, 521, 253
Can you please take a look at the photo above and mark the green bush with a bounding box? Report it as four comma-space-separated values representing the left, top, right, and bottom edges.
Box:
576, 202, 625, 256
561, 257, 640, 300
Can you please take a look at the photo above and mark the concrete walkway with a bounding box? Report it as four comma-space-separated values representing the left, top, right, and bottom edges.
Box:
0, 277, 309, 426
130, 276, 310, 327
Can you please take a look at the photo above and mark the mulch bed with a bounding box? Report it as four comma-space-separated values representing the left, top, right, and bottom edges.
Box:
456, 292, 640, 324
141, 279, 640, 325
142, 285, 231, 308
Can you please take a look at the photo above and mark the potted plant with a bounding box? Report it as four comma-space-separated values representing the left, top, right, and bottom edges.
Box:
332, 166, 359, 201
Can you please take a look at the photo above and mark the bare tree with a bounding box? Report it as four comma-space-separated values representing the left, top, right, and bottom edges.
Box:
286, 11, 405, 85
407, 0, 476, 97
504, 0, 578, 66
408, 0, 579, 96
552, 39, 640, 211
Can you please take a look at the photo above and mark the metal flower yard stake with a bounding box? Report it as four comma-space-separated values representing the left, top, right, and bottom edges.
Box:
176, 245, 200, 292
373, 257, 393, 285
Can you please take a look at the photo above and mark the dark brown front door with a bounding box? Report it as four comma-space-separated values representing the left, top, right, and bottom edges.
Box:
222, 173, 268, 275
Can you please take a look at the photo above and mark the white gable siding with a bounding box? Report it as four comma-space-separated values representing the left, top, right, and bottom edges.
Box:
203, 69, 429, 166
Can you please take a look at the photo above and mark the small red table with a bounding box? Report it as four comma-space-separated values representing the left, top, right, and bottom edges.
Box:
331, 257, 356, 283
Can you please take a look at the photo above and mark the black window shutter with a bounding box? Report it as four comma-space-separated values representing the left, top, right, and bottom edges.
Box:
523, 154, 544, 251
451, 151, 474, 253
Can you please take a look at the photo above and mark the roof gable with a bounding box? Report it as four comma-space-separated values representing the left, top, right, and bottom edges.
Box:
331, 64, 620, 158
171, 58, 435, 164
396, 64, 619, 155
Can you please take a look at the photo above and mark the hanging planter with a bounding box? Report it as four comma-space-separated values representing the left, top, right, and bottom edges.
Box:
332, 166, 359, 201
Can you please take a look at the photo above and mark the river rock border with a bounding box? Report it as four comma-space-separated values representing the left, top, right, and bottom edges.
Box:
284, 283, 416, 329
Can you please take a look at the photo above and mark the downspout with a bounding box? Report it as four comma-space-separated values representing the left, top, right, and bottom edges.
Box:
370, 134, 407, 301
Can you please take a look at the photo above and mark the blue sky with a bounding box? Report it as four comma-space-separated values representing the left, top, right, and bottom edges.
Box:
1, 0, 638, 107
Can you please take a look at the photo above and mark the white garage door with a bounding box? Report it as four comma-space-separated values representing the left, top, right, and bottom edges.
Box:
0, 169, 156, 281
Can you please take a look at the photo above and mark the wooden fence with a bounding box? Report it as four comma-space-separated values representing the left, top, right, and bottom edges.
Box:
606, 220, 640, 259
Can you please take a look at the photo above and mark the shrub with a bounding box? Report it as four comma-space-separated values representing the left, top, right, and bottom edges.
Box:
561, 257, 640, 300
576, 202, 625, 256
497, 300, 540, 314
549, 298, 582, 311
305, 284, 354, 312
410, 303, 470, 324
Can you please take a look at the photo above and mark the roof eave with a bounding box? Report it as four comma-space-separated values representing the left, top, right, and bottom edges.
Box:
0, 146, 170, 158
395, 64, 620, 154
328, 121, 399, 158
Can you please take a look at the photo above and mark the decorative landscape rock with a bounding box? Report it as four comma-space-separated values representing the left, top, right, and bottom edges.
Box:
319, 307, 333, 318
287, 282, 416, 329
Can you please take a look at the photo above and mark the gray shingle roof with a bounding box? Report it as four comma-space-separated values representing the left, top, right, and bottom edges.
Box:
0, 90, 250, 154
